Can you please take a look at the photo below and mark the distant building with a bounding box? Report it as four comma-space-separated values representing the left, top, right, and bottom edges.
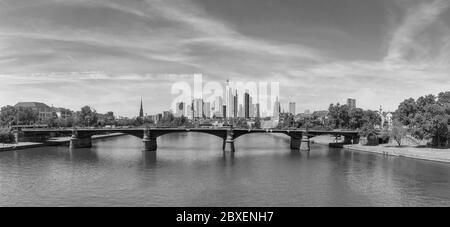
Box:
244, 91, 250, 118
55, 108, 73, 119
222, 105, 227, 118
347, 98, 356, 109
14, 102, 53, 122
238, 104, 244, 118
256, 104, 260, 118
139, 99, 144, 118
162, 111, 172, 120
312, 110, 329, 124
234, 91, 238, 118
213, 97, 223, 118
193, 99, 203, 118
289, 102, 296, 115
273, 97, 281, 118
176, 102, 185, 117
186, 104, 193, 120
203, 102, 211, 118
304, 109, 311, 114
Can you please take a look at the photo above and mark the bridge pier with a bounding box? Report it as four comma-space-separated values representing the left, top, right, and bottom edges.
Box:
290, 137, 301, 150
224, 130, 235, 152
300, 136, 311, 151
70, 136, 92, 149
69, 129, 92, 149
143, 129, 157, 151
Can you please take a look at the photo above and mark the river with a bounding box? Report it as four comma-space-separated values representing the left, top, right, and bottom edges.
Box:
1, 133, 449, 206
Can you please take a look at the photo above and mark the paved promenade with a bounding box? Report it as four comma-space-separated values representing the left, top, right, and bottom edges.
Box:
0, 133, 125, 152
345, 144, 450, 164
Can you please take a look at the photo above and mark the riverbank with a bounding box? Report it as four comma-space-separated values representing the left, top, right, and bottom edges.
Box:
345, 144, 450, 164
0, 133, 125, 152
312, 135, 450, 164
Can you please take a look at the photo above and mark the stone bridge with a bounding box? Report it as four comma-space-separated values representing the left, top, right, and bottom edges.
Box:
16, 128, 360, 152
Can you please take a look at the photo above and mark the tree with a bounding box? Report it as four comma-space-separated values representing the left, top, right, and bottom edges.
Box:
349, 108, 364, 129
362, 110, 381, 128
0, 106, 17, 126
389, 120, 407, 146
396, 98, 417, 125
395, 92, 450, 148
78, 106, 98, 127
0, 105, 38, 126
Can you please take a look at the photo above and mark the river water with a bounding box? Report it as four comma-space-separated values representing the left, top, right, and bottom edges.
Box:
1, 133, 449, 207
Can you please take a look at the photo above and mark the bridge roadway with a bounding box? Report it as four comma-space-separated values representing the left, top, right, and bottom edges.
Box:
16, 128, 360, 152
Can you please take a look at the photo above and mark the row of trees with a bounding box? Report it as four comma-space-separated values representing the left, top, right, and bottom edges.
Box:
395, 92, 450, 148
0, 106, 38, 126
327, 103, 381, 131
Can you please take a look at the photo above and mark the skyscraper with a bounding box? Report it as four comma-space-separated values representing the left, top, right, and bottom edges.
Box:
226, 82, 234, 119
213, 96, 223, 118
256, 103, 260, 118
289, 102, 296, 115
234, 91, 238, 118
193, 99, 203, 118
222, 105, 227, 118
273, 97, 280, 118
244, 91, 250, 119
203, 102, 211, 118
176, 102, 185, 117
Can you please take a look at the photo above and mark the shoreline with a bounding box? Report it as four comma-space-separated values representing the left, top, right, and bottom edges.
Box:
3, 133, 450, 164
0, 133, 125, 152
312, 135, 450, 164
344, 144, 450, 164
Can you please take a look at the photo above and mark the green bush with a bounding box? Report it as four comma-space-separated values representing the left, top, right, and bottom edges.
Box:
0, 130, 14, 144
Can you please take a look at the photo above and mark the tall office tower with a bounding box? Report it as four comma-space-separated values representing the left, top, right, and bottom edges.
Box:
347, 98, 356, 109
273, 97, 281, 118
222, 105, 227, 118
244, 91, 250, 119
234, 91, 238, 118
176, 102, 186, 117
227, 87, 234, 119
238, 104, 244, 118
289, 102, 296, 115
193, 99, 203, 118
256, 103, 260, 118
203, 102, 211, 119
186, 104, 192, 119
214, 96, 223, 118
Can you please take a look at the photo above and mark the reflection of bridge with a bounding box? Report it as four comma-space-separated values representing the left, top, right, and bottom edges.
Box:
15, 128, 360, 152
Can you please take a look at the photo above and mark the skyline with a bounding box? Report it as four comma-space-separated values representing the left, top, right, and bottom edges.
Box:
1, 0, 449, 117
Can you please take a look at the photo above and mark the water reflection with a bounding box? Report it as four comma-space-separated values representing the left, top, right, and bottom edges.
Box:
141, 151, 157, 169
0, 134, 449, 207
68, 148, 99, 163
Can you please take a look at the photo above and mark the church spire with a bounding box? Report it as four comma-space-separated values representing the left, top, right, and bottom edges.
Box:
139, 98, 144, 118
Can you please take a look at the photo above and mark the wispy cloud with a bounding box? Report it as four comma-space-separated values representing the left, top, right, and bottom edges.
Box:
0, 0, 449, 116
384, 0, 450, 65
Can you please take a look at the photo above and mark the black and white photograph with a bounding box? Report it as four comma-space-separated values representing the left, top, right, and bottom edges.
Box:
1, 0, 450, 212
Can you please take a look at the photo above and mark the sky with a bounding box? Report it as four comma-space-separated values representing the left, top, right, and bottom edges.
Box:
0, 0, 449, 117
